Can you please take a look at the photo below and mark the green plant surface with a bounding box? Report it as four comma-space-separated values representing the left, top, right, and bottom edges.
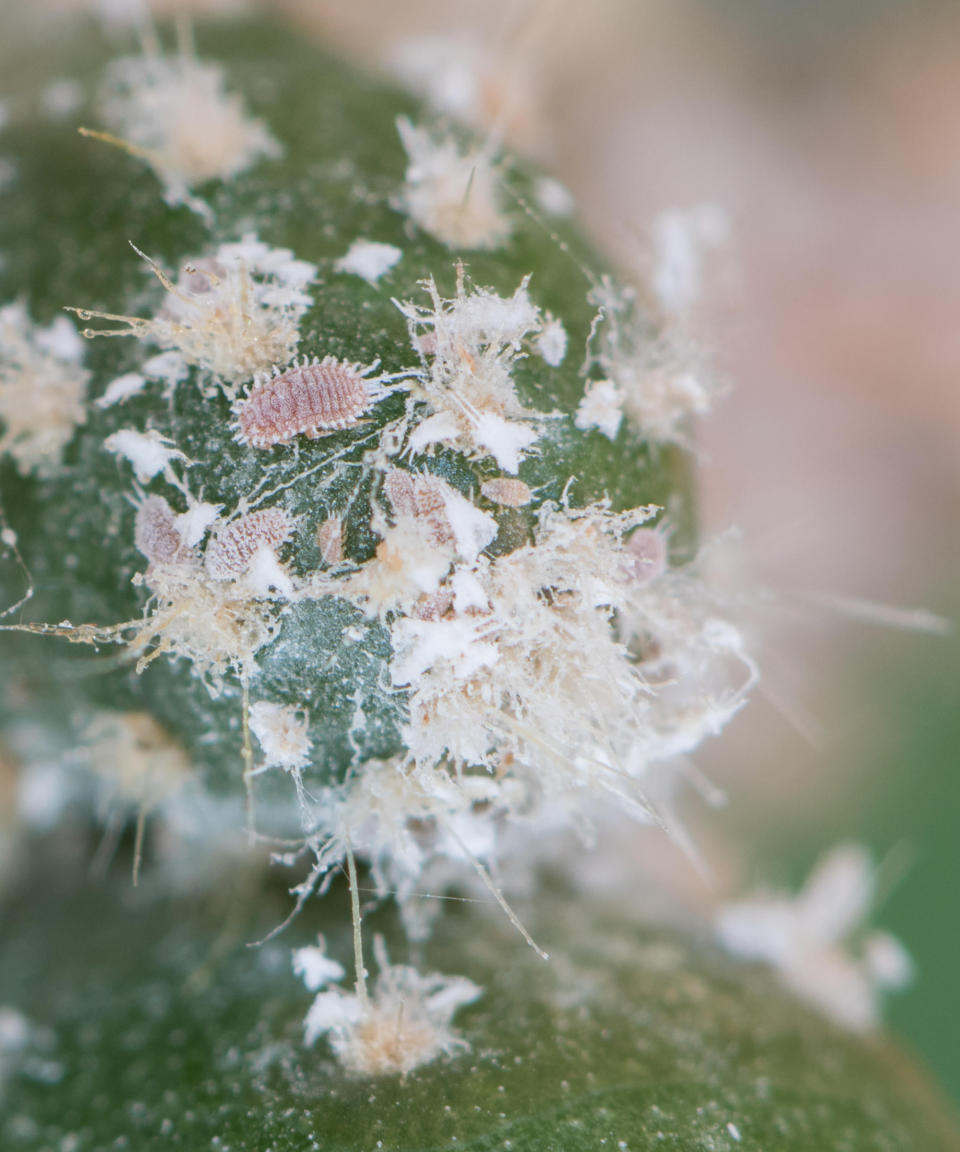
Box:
0, 858, 957, 1152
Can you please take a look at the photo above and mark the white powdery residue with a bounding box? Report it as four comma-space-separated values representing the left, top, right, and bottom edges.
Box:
0, 1006, 29, 1049
84, 711, 189, 810
242, 546, 295, 600
864, 932, 914, 990
75, 237, 316, 397
389, 36, 487, 126
0, 303, 89, 476
99, 47, 281, 209
34, 315, 85, 362
726, 1122, 742, 1142
395, 500, 754, 844
296, 934, 481, 1077
41, 80, 83, 120
397, 271, 545, 471
450, 567, 488, 613
142, 350, 189, 388
533, 176, 574, 218
575, 379, 624, 441
391, 615, 499, 688
303, 759, 513, 918
407, 411, 461, 456
395, 116, 511, 251
216, 234, 316, 308
293, 939, 345, 992
471, 411, 537, 474
588, 280, 715, 445
16, 760, 76, 831
249, 701, 310, 771
104, 428, 182, 481
344, 473, 467, 618
130, 555, 281, 696
651, 204, 729, 317
335, 239, 403, 284
716, 844, 912, 1032
173, 499, 221, 548
90, 0, 149, 26
635, 370, 712, 442
537, 315, 567, 367
438, 486, 497, 562
95, 372, 146, 408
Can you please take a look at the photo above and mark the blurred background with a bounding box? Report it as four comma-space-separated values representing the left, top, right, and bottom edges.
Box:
30, 0, 960, 1106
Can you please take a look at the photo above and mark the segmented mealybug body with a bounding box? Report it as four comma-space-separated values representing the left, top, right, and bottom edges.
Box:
204, 507, 294, 580
234, 356, 372, 448
480, 478, 532, 507
382, 468, 455, 547
315, 516, 344, 567
135, 495, 192, 567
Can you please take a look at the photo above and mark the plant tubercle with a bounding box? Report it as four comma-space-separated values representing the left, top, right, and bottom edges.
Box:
3, 9, 756, 1082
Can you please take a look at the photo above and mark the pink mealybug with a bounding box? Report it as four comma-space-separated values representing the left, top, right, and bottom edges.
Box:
134, 495, 193, 567
204, 507, 294, 581
624, 527, 667, 585
234, 356, 375, 448
480, 478, 532, 507
315, 516, 345, 567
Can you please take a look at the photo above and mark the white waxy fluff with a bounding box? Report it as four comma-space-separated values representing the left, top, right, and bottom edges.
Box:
0, 304, 89, 476
716, 844, 912, 1032
295, 934, 481, 1076
250, 701, 311, 771
104, 428, 182, 482
395, 116, 510, 251
335, 239, 402, 284
99, 47, 281, 209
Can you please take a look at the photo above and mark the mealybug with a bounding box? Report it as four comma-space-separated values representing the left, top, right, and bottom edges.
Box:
204, 507, 294, 581
480, 478, 532, 507
234, 356, 374, 448
134, 495, 193, 567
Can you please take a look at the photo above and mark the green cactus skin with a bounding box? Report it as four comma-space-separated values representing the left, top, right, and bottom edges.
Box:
0, 862, 957, 1152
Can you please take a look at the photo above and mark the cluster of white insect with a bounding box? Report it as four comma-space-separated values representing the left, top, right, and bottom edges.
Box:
75, 235, 317, 398
395, 117, 511, 252
0, 27, 784, 1084
75, 242, 750, 1070
293, 934, 481, 1078
127, 493, 295, 692
0, 303, 89, 476
397, 267, 561, 472
716, 844, 912, 1033
576, 278, 715, 446
95, 26, 280, 212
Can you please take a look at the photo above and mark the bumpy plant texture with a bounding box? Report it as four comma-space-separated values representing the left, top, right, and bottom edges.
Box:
0, 12, 763, 1083
1, 15, 957, 1149
0, 16, 745, 878
2, 869, 958, 1152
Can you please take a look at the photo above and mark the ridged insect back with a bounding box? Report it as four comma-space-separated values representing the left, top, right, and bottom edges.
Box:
234, 356, 372, 448
204, 507, 294, 580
